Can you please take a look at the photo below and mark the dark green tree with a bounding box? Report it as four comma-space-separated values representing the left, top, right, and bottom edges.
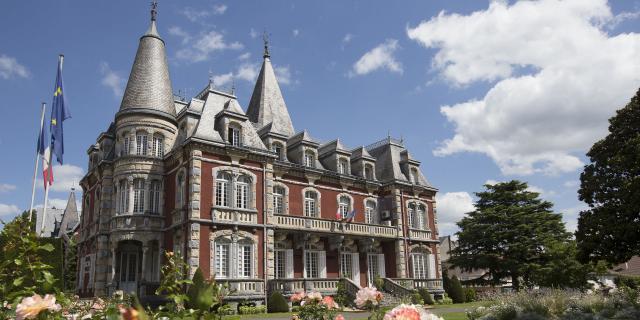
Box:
449, 180, 571, 290
449, 276, 466, 303
530, 240, 592, 289
576, 88, 640, 264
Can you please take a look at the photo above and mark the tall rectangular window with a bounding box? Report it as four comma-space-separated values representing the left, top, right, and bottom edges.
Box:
305, 251, 319, 278
123, 137, 130, 156
215, 242, 229, 278
215, 172, 230, 207
236, 182, 248, 209
238, 244, 252, 278
340, 252, 353, 280
136, 134, 148, 156
339, 196, 350, 219
273, 186, 284, 214
275, 250, 285, 279
133, 179, 145, 213
153, 135, 164, 158
228, 127, 240, 146
304, 151, 315, 168
119, 180, 128, 214
365, 201, 376, 224
149, 181, 161, 214
304, 191, 317, 217
412, 254, 427, 279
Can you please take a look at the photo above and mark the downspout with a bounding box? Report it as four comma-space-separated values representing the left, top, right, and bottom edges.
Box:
262, 162, 268, 307
400, 189, 410, 278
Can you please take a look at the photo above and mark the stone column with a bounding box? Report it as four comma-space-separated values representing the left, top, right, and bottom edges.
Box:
111, 247, 117, 283
144, 180, 151, 214
127, 178, 134, 213
393, 189, 407, 278
141, 245, 149, 282
157, 246, 164, 282
187, 150, 202, 278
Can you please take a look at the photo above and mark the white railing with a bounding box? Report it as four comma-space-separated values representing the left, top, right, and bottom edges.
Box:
268, 278, 339, 295
274, 215, 397, 238
212, 208, 258, 224
390, 278, 443, 291
409, 229, 432, 241
215, 279, 264, 297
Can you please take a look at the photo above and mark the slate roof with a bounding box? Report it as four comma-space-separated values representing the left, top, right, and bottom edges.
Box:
319, 139, 351, 157
246, 56, 295, 137
119, 19, 176, 120
351, 146, 375, 161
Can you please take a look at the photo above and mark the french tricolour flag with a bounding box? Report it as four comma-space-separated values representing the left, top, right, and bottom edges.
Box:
37, 119, 53, 189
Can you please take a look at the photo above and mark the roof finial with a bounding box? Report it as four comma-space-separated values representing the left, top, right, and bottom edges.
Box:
231, 78, 236, 95
208, 68, 214, 86
263, 31, 270, 58
151, 0, 158, 21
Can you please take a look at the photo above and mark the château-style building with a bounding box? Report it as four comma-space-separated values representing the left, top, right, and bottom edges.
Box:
77, 6, 443, 303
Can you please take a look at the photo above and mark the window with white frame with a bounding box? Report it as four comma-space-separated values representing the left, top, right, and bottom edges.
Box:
149, 180, 161, 214
411, 168, 420, 185
304, 191, 318, 217
228, 126, 241, 146
304, 250, 326, 278
411, 252, 428, 279
176, 171, 185, 208
365, 200, 377, 224
123, 135, 131, 156
304, 151, 315, 168
238, 243, 252, 278
118, 180, 128, 214
136, 132, 148, 156
272, 142, 284, 161
367, 253, 385, 285
338, 195, 350, 219
273, 186, 285, 214
340, 252, 353, 279
338, 158, 349, 175
364, 164, 374, 180
152, 135, 164, 158
133, 179, 145, 213
236, 175, 251, 209
274, 247, 293, 279
215, 172, 231, 207
214, 240, 230, 278
417, 204, 426, 230
408, 203, 416, 229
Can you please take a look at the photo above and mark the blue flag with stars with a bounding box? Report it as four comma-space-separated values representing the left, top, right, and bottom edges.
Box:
50, 56, 71, 165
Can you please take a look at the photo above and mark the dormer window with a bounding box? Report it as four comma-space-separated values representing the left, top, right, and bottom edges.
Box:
228, 125, 241, 146
304, 151, 315, 168
364, 164, 374, 180
338, 158, 349, 175
411, 168, 420, 185
272, 142, 285, 161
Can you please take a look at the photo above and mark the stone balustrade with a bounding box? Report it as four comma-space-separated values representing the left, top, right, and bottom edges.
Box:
267, 278, 340, 295
110, 214, 164, 231
212, 207, 258, 224
274, 214, 398, 238
215, 279, 265, 299
408, 228, 433, 241
390, 278, 444, 292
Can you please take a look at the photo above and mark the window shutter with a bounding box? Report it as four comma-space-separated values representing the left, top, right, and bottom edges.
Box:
428, 253, 436, 279
378, 254, 386, 278
285, 249, 294, 278
351, 252, 360, 284
319, 251, 327, 278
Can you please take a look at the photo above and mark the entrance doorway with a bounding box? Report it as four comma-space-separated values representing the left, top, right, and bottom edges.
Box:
118, 242, 141, 295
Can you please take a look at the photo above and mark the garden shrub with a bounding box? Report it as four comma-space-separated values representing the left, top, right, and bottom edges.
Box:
464, 287, 477, 302
411, 292, 424, 305
267, 291, 289, 313
186, 267, 214, 311
418, 288, 435, 305
335, 280, 350, 308
449, 276, 466, 303
437, 296, 453, 305
239, 305, 266, 314
374, 275, 384, 290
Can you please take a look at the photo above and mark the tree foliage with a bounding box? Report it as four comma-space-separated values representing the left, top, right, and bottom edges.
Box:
576, 88, 640, 264
448, 276, 466, 304
449, 180, 574, 290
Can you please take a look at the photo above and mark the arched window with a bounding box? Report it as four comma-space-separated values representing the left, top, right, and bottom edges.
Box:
133, 179, 145, 213
273, 186, 285, 214
176, 171, 185, 208
365, 200, 377, 224
417, 204, 427, 230
118, 180, 128, 214
411, 168, 420, 185
236, 175, 251, 209
304, 191, 318, 217
338, 196, 350, 219
136, 132, 148, 156
228, 124, 241, 146
338, 158, 349, 175
408, 203, 416, 229
215, 172, 231, 207
152, 134, 164, 158
149, 180, 161, 214
364, 164, 374, 180
272, 142, 285, 161
304, 150, 315, 168
214, 239, 230, 278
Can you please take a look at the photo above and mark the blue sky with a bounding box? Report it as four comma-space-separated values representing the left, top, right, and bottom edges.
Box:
0, 0, 639, 236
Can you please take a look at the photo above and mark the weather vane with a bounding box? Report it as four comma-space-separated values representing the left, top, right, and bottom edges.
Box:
151, 0, 158, 21
263, 30, 271, 58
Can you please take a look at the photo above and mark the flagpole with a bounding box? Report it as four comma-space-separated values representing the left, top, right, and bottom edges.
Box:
29, 102, 46, 222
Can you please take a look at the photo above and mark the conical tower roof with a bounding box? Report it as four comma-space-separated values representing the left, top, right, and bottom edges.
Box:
246, 42, 295, 137
119, 5, 176, 121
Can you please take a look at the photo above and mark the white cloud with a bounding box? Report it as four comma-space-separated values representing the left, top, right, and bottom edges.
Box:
349, 39, 403, 77
606, 10, 640, 29
176, 30, 243, 63
408, 0, 640, 175
36, 164, 84, 192
564, 180, 580, 188
249, 28, 258, 39
343, 33, 354, 43
235, 63, 260, 82
0, 183, 16, 193
274, 65, 292, 85
99, 62, 125, 97
168, 26, 191, 44
35, 198, 81, 212
436, 192, 475, 237
212, 72, 234, 87
213, 4, 228, 15
238, 52, 251, 60
0, 203, 20, 218
559, 204, 588, 232
293, 29, 300, 37
0, 54, 29, 79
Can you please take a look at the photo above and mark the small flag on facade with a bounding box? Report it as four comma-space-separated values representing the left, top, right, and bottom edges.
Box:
344, 209, 356, 223
50, 55, 71, 165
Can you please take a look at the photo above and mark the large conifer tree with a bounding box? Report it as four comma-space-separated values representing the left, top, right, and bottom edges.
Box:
576, 88, 640, 264
449, 181, 570, 290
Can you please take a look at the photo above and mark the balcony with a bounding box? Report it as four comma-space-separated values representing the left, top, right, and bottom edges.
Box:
408, 228, 433, 241
273, 214, 398, 238
111, 214, 164, 232
215, 279, 264, 299
267, 278, 339, 295
390, 278, 444, 292
212, 207, 258, 225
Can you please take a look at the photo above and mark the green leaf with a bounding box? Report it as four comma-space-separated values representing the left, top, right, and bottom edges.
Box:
43, 271, 55, 284
39, 243, 55, 252
14, 258, 22, 266
13, 277, 24, 286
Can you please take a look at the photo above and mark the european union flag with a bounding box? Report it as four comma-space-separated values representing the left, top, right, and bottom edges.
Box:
50, 56, 71, 164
